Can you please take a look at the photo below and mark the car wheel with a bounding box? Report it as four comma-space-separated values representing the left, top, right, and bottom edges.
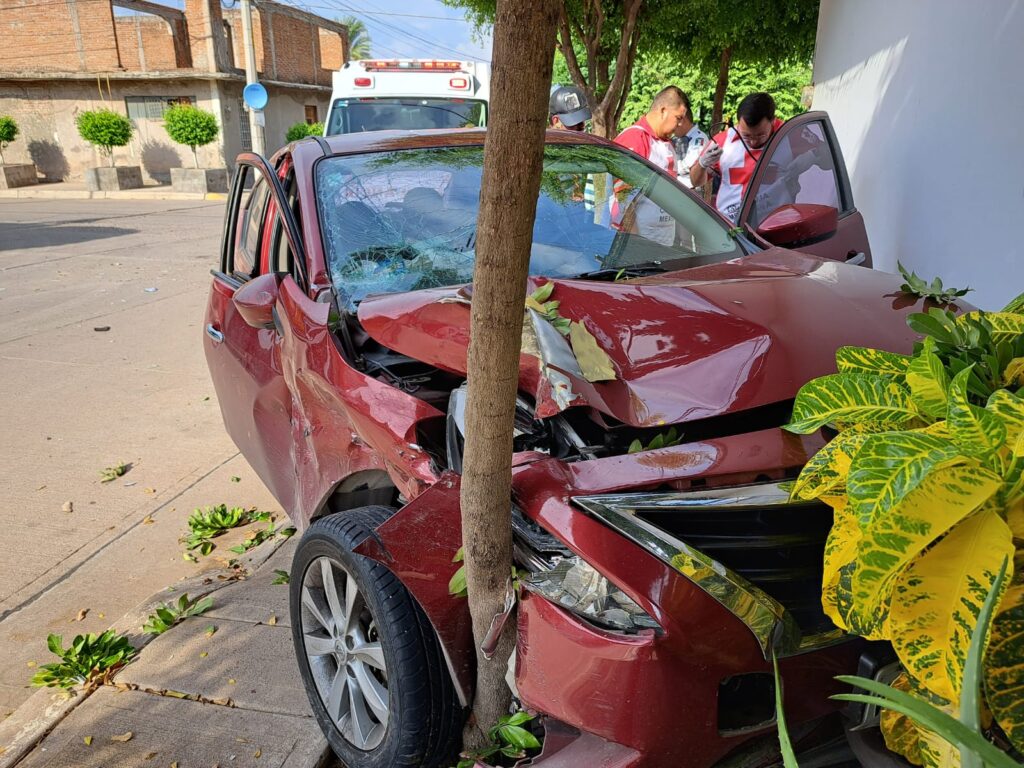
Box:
290, 506, 462, 768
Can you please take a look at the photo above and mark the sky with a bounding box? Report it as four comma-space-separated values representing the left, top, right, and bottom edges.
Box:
129, 0, 493, 63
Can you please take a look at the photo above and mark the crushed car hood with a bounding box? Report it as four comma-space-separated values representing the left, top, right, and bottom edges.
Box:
357, 249, 926, 427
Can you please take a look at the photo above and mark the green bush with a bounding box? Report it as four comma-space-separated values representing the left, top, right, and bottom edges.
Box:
0, 115, 18, 164
75, 109, 133, 167
285, 121, 324, 143
163, 104, 220, 168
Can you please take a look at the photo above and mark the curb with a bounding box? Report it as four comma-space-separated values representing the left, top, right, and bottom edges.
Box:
0, 189, 227, 201
0, 534, 292, 768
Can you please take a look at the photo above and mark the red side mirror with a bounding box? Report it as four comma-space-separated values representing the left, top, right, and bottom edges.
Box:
232, 273, 281, 329
755, 203, 838, 248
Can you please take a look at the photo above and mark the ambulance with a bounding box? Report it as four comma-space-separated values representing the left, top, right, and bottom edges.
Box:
325, 59, 490, 136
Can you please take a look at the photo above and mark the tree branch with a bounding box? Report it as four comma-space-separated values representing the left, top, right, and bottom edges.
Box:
603, 0, 643, 111
557, 6, 595, 104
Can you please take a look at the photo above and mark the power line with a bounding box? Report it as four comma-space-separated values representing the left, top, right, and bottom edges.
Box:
312, 0, 490, 63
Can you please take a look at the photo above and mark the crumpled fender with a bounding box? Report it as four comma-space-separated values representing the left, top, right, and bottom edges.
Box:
353, 471, 474, 704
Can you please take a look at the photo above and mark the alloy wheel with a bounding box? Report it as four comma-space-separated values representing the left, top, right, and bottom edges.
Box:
300, 556, 389, 750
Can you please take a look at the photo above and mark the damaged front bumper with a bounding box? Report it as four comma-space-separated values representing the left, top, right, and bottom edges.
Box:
357, 427, 859, 767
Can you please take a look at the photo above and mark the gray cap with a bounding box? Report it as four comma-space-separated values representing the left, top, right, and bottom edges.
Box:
549, 86, 591, 126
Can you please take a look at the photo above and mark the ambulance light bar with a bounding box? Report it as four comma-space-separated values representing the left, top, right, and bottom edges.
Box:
363, 60, 464, 72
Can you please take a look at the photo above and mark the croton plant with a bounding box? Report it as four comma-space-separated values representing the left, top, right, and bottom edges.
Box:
784, 292, 1024, 766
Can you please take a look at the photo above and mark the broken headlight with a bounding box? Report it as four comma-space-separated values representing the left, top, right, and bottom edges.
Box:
521, 556, 661, 634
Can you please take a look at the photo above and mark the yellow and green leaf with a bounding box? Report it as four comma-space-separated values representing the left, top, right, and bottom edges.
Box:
835, 346, 912, 377
785, 373, 924, 434
987, 388, 1024, 447
1002, 291, 1024, 314
821, 496, 859, 631
947, 368, 1006, 467
958, 311, 1024, 344
1002, 357, 1024, 388
791, 431, 868, 502
984, 567, 1024, 753
848, 452, 1001, 637
888, 507, 1014, 703
905, 342, 950, 421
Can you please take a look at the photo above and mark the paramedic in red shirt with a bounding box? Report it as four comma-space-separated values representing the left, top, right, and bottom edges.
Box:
612, 85, 688, 244
690, 92, 783, 223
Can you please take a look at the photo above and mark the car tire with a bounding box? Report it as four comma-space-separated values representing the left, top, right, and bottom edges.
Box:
290, 506, 463, 768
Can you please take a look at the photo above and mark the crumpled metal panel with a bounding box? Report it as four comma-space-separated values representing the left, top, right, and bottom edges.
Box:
356, 251, 921, 427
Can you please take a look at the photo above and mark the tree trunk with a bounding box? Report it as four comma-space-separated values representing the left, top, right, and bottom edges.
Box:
711, 46, 732, 130
193, 146, 199, 169
590, 101, 615, 138
460, 0, 558, 751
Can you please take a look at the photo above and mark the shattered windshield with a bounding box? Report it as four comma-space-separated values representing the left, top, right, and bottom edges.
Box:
315, 144, 742, 308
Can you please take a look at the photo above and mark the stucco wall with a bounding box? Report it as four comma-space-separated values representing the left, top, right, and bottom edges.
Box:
811, 0, 1023, 309
0, 79, 228, 182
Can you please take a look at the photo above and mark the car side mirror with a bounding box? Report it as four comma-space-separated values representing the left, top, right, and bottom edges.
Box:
755, 203, 838, 248
232, 273, 281, 329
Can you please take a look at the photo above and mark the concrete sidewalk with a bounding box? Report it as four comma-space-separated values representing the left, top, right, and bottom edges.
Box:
0, 181, 227, 202
0, 537, 332, 768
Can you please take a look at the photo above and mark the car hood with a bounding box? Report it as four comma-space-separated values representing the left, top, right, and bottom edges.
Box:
357, 249, 931, 427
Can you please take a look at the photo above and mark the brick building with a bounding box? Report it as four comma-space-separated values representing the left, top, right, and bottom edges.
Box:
0, 0, 347, 182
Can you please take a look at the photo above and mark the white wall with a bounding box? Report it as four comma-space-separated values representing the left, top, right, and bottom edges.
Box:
811, 0, 1024, 310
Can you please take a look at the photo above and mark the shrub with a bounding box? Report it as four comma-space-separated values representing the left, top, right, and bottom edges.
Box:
285, 121, 324, 143
784, 290, 1024, 766
76, 109, 133, 167
31, 630, 136, 689
163, 104, 220, 168
0, 115, 18, 164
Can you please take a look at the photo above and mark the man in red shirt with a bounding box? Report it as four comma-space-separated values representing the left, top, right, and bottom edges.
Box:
612, 86, 689, 244
690, 92, 783, 222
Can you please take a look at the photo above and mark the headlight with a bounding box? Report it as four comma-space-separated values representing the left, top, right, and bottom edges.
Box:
521, 556, 661, 633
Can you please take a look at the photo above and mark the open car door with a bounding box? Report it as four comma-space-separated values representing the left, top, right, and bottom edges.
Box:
736, 111, 872, 267
203, 153, 309, 508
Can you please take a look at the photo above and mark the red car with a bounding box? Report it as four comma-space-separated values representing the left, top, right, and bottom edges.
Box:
204, 114, 916, 767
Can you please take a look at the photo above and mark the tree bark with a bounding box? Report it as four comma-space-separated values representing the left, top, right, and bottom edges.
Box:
711, 46, 732, 130
460, 0, 558, 751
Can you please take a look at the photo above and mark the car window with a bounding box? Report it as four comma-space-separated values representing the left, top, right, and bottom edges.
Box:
748, 121, 844, 229
234, 178, 270, 277
315, 144, 743, 308
326, 98, 486, 135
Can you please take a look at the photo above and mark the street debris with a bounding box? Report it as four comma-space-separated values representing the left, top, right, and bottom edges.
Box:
99, 462, 131, 483
61, 501, 73, 513
93, 326, 110, 332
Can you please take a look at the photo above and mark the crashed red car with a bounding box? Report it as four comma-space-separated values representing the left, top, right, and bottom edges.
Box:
204, 115, 916, 767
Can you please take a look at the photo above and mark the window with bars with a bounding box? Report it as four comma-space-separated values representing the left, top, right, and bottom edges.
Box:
125, 96, 194, 120
304, 105, 318, 124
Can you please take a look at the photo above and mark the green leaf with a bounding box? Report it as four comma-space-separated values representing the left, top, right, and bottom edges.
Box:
498, 724, 541, 750
271, 569, 290, 585
1001, 291, 1024, 314
627, 439, 643, 454
784, 373, 922, 434
772, 654, 799, 768
503, 711, 533, 727
984, 564, 1024, 753
947, 368, 1006, 466
448, 564, 467, 597
452, 546, 464, 563
530, 281, 555, 304
568, 321, 617, 382
833, 678, 1021, 768
47, 634, 63, 656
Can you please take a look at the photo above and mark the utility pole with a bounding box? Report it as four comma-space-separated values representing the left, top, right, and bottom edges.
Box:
239, 0, 266, 155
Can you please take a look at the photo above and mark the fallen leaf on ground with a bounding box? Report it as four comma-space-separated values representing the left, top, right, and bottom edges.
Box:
230, 476, 241, 483
61, 501, 73, 513
74, 608, 89, 622
143, 752, 157, 761
267, 615, 277, 626
110, 731, 133, 742
227, 678, 236, 685
254, 749, 262, 758
83, 736, 93, 746
199, 652, 208, 658
35, 485, 46, 491
204, 625, 217, 637
142, 515, 154, 524
26, 661, 35, 668
143, 487, 156, 495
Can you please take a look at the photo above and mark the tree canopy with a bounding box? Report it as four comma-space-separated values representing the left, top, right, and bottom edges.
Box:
447, 0, 818, 135
163, 105, 219, 168
338, 15, 372, 59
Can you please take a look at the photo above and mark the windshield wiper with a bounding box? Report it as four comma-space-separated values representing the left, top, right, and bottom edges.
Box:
574, 263, 668, 281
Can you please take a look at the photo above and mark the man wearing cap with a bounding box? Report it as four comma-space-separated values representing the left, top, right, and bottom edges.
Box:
549, 85, 591, 131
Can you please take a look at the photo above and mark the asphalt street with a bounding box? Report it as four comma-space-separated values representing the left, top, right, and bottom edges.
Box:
0, 199, 280, 715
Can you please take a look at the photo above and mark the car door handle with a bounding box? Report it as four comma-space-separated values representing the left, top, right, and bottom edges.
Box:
206, 323, 224, 343
846, 251, 866, 265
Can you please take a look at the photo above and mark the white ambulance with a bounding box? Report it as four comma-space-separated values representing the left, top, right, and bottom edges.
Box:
325, 59, 490, 136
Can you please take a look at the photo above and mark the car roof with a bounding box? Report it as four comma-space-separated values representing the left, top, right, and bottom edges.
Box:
315, 127, 614, 156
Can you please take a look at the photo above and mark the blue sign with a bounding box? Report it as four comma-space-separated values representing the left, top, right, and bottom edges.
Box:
243, 83, 268, 111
